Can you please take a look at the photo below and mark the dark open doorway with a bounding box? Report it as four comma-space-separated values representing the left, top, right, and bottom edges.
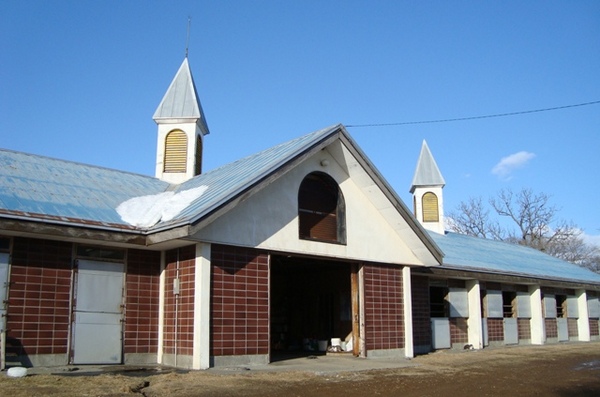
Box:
270, 255, 358, 361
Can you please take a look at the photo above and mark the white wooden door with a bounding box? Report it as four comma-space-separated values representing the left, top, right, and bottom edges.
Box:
72, 260, 124, 364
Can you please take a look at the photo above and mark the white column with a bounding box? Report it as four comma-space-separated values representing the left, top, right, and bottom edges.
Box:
193, 243, 212, 369
157, 251, 166, 364
576, 289, 590, 342
466, 280, 483, 349
528, 285, 544, 345
402, 266, 414, 358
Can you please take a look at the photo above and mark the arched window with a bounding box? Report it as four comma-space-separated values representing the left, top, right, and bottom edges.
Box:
298, 172, 346, 244
164, 130, 187, 173
422, 192, 439, 222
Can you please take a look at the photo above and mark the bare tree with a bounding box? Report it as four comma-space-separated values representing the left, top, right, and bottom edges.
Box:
448, 188, 600, 273
446, 197, 503, 239
489, 188, 577, 250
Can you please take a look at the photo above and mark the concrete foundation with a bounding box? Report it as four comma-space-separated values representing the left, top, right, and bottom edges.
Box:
124, 353, 158, 366
210, 354, 269, 368
12, 353, 68, 368
365, 348, 405, 359
161, 354, 194, 369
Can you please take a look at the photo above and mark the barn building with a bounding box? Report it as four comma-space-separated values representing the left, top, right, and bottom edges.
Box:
408, 141, 600, 352
1, 58, 599, 370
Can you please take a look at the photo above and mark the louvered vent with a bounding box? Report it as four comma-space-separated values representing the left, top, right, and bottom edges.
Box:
194, 135, 202, 175
422, 192, 439, 222
164, 130, 187, 173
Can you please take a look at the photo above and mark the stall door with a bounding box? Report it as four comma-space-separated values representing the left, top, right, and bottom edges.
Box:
503, 318, 519, 345
431, 318, 451, 349
557, 318, 569, 342
0, 253, 9, 369
72, 260, 124, 364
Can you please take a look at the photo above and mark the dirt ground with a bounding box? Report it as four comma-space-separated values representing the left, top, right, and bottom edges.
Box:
2, 342, 600, 397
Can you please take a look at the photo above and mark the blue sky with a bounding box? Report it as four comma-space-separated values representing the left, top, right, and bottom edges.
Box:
1, 1, 599, 244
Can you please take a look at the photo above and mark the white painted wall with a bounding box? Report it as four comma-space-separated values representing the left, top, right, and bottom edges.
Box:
157, 251, 166, 364
528, 285, 544, 345
576, 289, 590, 342
402, 267, 414, 358
194, 147, 437, 266
193, 243, 211, 369
466, 280, 483, 349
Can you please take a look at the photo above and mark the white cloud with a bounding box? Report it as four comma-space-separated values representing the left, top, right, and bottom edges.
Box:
491, 151, 536, 180
582, 232, 600, 248
116, 186, 208, 228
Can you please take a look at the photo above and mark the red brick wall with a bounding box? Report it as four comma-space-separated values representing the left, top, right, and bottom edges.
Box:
124, 249, 161, 355
6, 238, 72, 357
411, 275, 431, 347
590, 319, 599, 337
518, 318, 531, 340
210, 245, 269, 357
163, 246, 196, 356
545, 318, 558, 338
567, 318, 579, 337
363, 264, 404, 351
450, 318, 468, 344
487, 318, 504, 342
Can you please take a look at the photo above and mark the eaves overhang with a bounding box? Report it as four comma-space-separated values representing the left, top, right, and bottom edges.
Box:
0, 213, 148, 247
414, 263, 600, 290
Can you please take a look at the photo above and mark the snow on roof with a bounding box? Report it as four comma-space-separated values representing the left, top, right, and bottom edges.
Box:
116, 186, 208, 228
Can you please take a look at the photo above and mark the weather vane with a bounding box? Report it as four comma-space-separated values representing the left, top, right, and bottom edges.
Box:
185, 16, 191, 58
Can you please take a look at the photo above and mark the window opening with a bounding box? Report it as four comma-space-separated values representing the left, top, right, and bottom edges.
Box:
0, 237, 9, 252
502, 291, 516, 318
430, 286, 448, 317
556, 295, 567, 318
298, 172, 346, 244
77, 245, 125, 261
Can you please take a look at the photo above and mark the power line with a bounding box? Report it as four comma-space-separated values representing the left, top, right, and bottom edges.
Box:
346, 100, 600, 128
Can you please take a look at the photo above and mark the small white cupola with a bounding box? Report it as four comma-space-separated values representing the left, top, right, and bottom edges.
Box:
153, 57, 210, 184
410, 140, 446, 234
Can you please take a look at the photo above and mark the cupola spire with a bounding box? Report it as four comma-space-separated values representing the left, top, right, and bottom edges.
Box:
153, 57, 210, 184
410, 140, 445, 234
